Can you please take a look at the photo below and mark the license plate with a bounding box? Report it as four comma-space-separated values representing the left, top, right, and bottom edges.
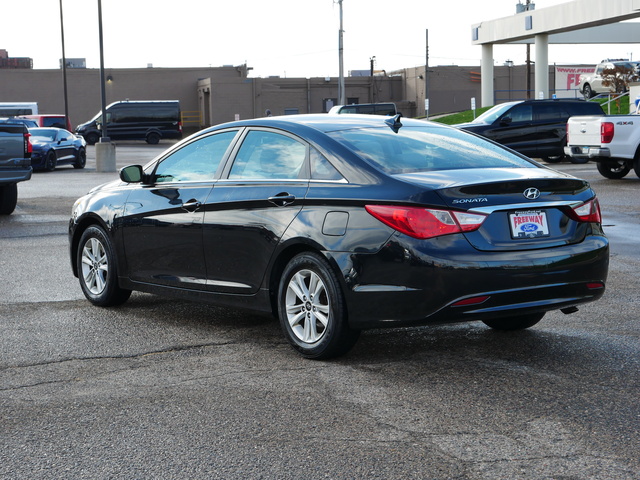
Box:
509, 210, 550, 238
582, 147, 590, 154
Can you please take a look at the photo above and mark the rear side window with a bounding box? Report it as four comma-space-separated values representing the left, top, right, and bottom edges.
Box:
535, 104, 566, 121
569, 102, 604, 116
229, 130, 307, 180
328, 126, 534, 174
42, 117, 65, 128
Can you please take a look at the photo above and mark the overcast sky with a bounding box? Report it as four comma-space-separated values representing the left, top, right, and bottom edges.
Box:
2, 0, 636, 77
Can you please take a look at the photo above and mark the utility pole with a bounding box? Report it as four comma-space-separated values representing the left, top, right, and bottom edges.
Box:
370, 56, 375, 103
425, 29, 429, 119
526, 0, 531, 99
338, 0, 346, 105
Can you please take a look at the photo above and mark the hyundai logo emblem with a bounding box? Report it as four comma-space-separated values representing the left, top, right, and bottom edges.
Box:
523, 187, 541, 200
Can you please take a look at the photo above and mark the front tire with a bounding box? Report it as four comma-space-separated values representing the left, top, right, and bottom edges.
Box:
596, 160, 631, 179
482, 312, 545, 331
85, 132, 99, 145
44, 150, 57, 172
278, 252, 360, 359
77, 225, 131, 306
583, 84, 593, 99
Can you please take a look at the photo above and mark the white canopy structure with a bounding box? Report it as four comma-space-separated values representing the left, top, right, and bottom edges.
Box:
472, 0, 640, 106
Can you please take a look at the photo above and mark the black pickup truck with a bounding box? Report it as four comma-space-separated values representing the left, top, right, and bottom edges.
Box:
0, 120, 32, 214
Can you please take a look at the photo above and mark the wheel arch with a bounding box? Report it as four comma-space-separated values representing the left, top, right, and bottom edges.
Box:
267, 241, 345, 317
70, 214, 111, 277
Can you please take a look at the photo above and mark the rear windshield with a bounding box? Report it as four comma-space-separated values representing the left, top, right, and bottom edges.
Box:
327, 126, 535, 174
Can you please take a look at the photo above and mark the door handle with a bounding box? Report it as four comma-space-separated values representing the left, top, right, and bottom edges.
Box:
268, 193, 296, 207
182, 199, 202, 212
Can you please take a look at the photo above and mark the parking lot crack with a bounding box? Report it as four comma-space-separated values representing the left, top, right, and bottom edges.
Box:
0, 340, 235, 372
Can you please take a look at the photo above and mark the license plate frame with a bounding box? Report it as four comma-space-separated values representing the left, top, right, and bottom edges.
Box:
509, 209, 550, 239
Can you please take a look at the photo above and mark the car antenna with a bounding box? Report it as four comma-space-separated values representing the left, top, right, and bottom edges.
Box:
385, 113, 403, 133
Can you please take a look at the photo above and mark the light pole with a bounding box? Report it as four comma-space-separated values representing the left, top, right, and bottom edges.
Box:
58, 0, 70, 131
338, 0, 346, 105
95, 0, 116, 172
97, 0, 109, 141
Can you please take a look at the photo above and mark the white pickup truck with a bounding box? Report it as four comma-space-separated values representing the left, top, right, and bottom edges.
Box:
564, 104, 640, 179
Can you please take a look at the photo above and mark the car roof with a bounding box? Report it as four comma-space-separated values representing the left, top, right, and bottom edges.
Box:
207, 113, 442, 135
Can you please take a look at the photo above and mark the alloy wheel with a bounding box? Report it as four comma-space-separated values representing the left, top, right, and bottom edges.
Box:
285, 269, 330, 344
81, 237, 108, 295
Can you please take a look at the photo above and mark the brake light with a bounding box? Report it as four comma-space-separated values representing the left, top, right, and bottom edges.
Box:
567, 198, 602, 223
365, 205, 487, 239
601, 122, 614, 143
24, 132, 32, 155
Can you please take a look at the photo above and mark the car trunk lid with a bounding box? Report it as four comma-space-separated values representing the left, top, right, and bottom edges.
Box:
396, 168, 595, 251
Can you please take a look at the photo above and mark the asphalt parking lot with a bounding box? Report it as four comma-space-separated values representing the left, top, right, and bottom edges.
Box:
1, 143, 639, 479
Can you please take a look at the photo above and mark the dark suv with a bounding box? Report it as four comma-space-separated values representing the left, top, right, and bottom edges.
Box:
455, 99, 605, 163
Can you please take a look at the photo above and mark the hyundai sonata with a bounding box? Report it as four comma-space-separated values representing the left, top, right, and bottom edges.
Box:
69, 114, 608, 359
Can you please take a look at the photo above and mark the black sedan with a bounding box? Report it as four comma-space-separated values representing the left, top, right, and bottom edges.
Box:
69, 114, 609, 359
30, 127, 87, 171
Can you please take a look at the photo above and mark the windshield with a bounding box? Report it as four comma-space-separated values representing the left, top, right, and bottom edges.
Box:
471, 102, 520, 125
327, 126, 535, 175
30, 128, 58, 140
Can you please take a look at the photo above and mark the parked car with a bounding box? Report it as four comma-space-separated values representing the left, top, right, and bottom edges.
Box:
69, 114, 608, 359
29, 127, 87, 171
455, 99, 605, 163
20, 114, 73, 131
579, 59, 640, 99
328, 103, 397, 115
75, 100, 182, 145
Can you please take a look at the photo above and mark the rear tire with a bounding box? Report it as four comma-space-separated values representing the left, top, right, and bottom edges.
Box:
542, 155, 563, 163
74, 148, 86, 169
278, 252, 360, 359
146, 132, 160, 145
482, 312, 545, 331
77, 225, 131, 307
0, 183, 18, 215
596, 160, 631, 179
634, 154, 640, 179
583, 84, 593, 99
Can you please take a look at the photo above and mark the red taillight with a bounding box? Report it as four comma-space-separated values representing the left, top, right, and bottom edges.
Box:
24, 132, 32, 155
365, 205, 487, 239
567, 198, 602, 224
601, 122, 614, 143
178, 120, 183, 133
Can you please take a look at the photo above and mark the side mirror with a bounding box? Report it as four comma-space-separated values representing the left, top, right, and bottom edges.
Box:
120, 165, 144, 183
500, 116, 512, 126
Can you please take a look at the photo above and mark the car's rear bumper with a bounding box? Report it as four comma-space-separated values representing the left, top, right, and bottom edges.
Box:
564, 145, 611, 159
331, 232, 609, 329
0, 165, 32, 184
